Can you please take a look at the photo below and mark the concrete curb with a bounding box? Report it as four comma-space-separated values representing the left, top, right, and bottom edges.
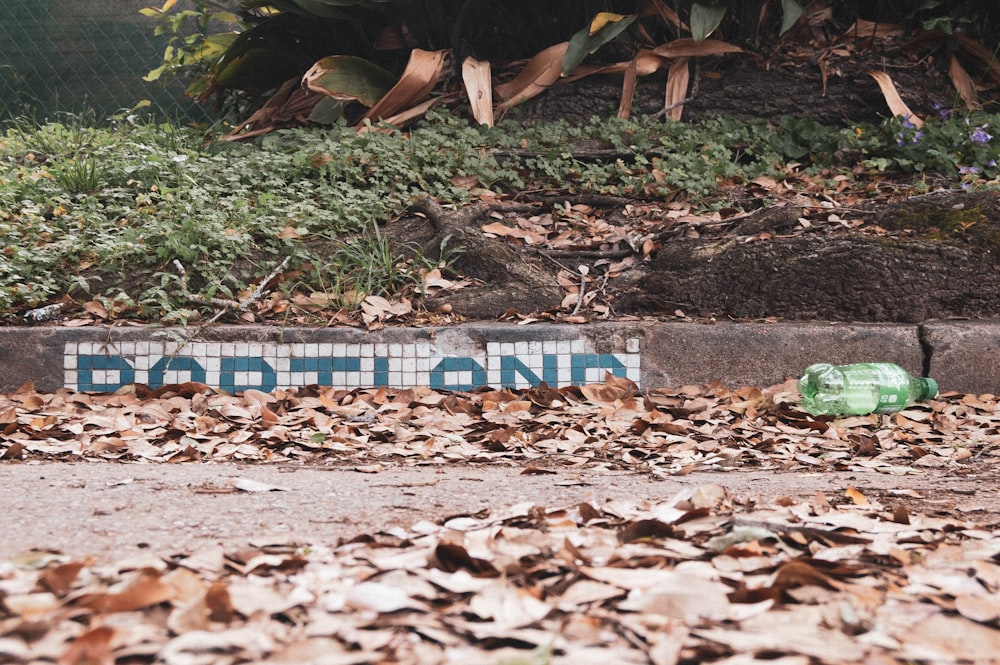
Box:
0, 320, 997, 394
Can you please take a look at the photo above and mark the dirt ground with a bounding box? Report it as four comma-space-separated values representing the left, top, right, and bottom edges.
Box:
3, 459, 997, 562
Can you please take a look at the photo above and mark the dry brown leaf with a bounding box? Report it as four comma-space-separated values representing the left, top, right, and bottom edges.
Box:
842, 19, 902, 40
380, 93, 455, 128
462, 56, 494, 127
468, 579, 552, 628
618, 57, 638, 119
845, 486, 869, 506
641, 0, 685, 29
955, 593, 1000, 623
495, 42, 570, 111
82, 301, 108, 319
956, 34, 1000, 86
652, 37, 743, 59
665, 57, 690, 121
40, 561, 87, 596
770, 560, 838, 591
78, 570, 174, 613
363, 49, 447, 123
867, 71, 924, 127
224, 77, 322, 141
432, 542, 498, 576
58, 625, 115, 665
949, 53, 980, 109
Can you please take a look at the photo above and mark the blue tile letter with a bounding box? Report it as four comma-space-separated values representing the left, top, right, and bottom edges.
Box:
430, 357, 486, 391
499, 356, 558, 388
149, 356, 206, 388
77, 355, 135, 392
570, 353, 625, 385
220, 357, 276, 393
290, 357, 361, 386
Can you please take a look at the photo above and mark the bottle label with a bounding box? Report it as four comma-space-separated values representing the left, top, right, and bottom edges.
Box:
871, 363, 910, 413
873, 385, 908, 413
843, 363, 909, 415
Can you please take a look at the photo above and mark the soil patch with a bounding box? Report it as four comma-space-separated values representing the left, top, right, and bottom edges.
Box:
389, 189, 1000, 323
515, 43, 957, 127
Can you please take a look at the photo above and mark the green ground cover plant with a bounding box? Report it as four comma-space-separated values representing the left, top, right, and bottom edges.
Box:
0, 108, 997, 324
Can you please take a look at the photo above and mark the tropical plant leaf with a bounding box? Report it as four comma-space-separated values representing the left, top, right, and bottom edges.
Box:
308, 96, 349, 124
779, 0, 804, 35
206, 13, 340, 93
562, 13, 638, 77
496, 42, 569, 112
362, 48, 447, 123
245, 0, 375, 20
303, 55, 397, 107
690, 3, 727, 42
462, 57, 493, 127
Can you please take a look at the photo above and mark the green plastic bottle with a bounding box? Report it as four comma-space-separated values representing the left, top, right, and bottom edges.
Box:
797, 362, 938, 416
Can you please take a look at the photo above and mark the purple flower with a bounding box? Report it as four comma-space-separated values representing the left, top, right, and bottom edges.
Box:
990, 159, 997, 167
912, 130, 924, 143
970, 125, 992, 146
959, 165, 980, 175
933, 102, 951, 120
900, 115, 916, 129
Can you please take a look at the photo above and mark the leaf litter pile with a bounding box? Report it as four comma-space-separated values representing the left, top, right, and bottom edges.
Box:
2, 376, 1000, 663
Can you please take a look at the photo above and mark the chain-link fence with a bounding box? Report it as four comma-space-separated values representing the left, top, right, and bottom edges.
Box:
0, 0, 213, 123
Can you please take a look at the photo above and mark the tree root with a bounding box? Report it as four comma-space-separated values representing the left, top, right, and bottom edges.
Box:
410, 197, 564, 319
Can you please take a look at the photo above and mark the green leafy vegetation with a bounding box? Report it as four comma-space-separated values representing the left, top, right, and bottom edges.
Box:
143, 0, 999, 132
1, 108, 997, 323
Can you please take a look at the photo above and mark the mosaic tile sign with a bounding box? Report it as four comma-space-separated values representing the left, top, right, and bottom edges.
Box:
64, 336, 641, 392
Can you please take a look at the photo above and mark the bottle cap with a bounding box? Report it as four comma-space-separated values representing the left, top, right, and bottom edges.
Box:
920, 377, 938, 400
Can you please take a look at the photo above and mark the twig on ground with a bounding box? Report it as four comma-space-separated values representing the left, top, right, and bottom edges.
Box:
244, 256, 290, 312
571, 266, 589, 316
167, 256, 291, 359
542, 248, 635, 260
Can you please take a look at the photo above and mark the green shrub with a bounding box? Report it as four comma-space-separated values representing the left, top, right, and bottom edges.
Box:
1, 107, 997, 322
